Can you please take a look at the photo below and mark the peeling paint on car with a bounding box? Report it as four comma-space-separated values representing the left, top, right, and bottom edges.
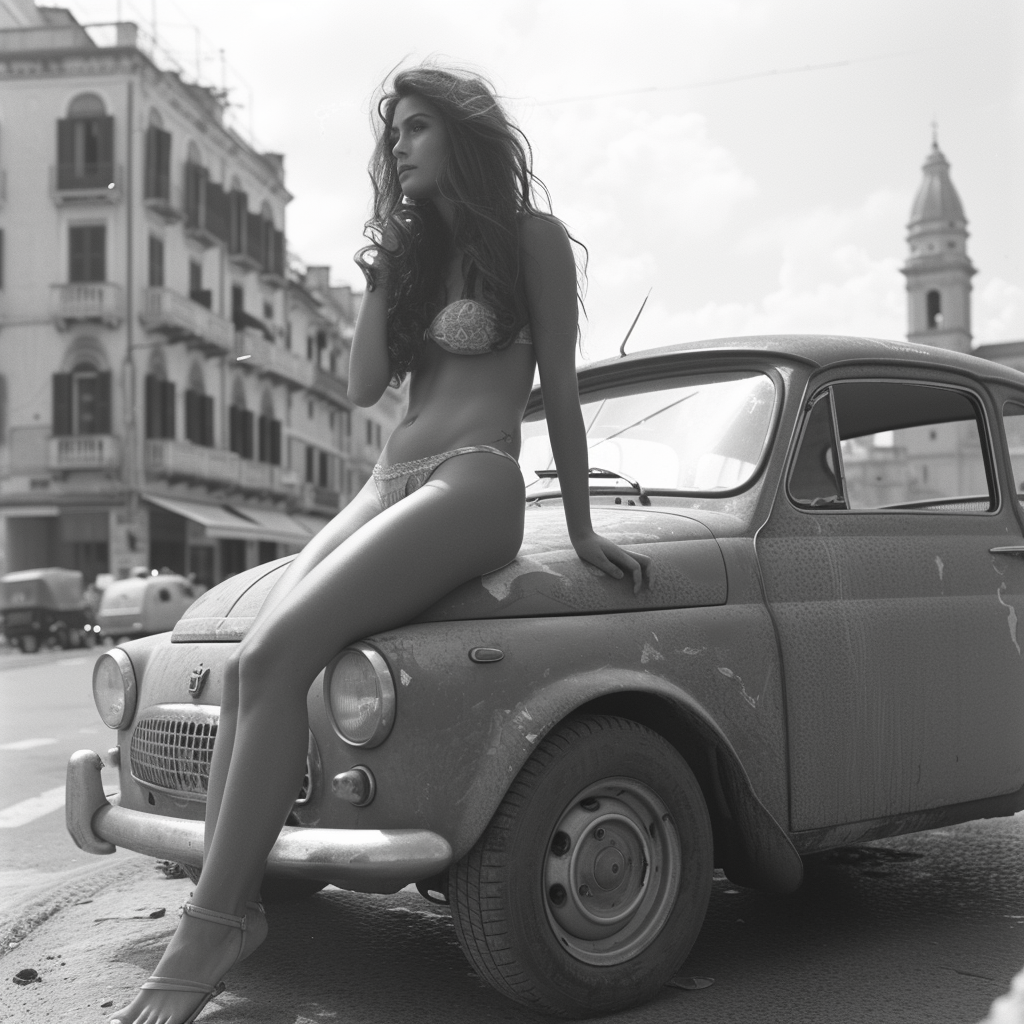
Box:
640, 642, 664, 664
935, 555, 944, 582
996, 583, 1021, 656
400, 670, 412, 687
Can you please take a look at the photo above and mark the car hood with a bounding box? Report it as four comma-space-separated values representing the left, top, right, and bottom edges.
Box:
171, 507, 726, 642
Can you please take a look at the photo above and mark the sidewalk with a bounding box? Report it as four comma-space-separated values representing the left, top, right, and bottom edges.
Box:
0, 855, 197, 1022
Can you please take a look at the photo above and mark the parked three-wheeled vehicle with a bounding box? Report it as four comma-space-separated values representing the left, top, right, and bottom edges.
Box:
0, 568, 98, 652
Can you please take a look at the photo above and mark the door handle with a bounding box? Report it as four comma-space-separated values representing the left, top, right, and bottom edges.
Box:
990, 546, 1024, 555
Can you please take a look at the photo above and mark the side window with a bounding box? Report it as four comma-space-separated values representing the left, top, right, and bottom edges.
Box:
789, 392, 844, 508
790, 380, 993, 512
1002, 402, 1024, 497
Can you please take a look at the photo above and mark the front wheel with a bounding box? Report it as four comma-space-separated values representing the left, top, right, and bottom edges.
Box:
449, 714, 713, 1017
19, 634, 39, 654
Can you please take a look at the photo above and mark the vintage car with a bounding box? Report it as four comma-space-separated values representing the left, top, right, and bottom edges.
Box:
67, 336, 1024, 1016
1, 567, 98, 652
96, 572, 197, 643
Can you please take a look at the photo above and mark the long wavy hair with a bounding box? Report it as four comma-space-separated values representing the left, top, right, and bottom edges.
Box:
355, 64, 585, 385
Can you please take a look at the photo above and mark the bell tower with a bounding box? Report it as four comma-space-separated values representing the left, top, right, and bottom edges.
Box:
902, 133, 975, 352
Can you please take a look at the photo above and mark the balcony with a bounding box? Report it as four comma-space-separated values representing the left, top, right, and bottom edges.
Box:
141, 287, 234, 355
48, 435, 121, 471
146, 439, 240, 487
234, 328, 315, 389
50, 163, 122, 205
145, 439, 293, 495
297, 482, 340, 515
239, 460, 273, 492
51, 283, 124, 330
311, 367, 349, 405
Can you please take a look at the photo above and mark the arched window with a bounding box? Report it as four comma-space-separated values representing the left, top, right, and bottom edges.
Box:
926, 289, 942, 330
184, 362, 213, 446
58, 94, 113, 190
67, 93, 106, 118
52, 359, 111, 436
229, 378, 253, 459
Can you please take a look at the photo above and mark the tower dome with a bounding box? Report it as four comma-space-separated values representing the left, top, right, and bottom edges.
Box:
908, 141, 967, 230
902, 135, 975, 353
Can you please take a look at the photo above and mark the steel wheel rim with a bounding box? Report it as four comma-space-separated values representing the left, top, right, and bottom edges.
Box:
542, 777, 682, 966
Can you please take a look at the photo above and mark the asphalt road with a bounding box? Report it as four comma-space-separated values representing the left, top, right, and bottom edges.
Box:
1, 648, 1022, 1022
0, 645, 119, 898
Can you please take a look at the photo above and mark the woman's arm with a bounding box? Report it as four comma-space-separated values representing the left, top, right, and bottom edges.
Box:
348, 256, 393, 407
523, 216, 651, 593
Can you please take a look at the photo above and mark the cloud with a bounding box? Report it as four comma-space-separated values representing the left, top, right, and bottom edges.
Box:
975, 278, 1024, 344
584, 190, 909, 360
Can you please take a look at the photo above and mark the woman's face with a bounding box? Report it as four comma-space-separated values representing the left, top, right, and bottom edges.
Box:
390, 95, 448, 201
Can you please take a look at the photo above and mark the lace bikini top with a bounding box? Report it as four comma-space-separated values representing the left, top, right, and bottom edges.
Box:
427, 299, 532, 356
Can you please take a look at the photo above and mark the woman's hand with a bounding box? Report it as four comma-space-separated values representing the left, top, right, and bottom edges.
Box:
571, 532, 653, 595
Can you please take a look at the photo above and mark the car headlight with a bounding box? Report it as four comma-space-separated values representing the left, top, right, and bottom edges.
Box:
93, 648, 137, 729
324, 642, 395, 747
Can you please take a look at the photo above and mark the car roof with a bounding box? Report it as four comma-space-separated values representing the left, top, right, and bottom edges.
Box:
586, 334, 1024, 382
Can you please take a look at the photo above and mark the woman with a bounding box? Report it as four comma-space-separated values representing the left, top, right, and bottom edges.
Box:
111, 64, 650, 1024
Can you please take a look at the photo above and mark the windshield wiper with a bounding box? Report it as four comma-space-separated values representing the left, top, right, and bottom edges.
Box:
534, 467, 651, 506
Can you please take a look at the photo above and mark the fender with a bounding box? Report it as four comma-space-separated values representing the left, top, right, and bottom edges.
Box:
447, 666, 803, 895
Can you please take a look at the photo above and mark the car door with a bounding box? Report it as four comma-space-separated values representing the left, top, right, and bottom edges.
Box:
757, 373, 1024, 832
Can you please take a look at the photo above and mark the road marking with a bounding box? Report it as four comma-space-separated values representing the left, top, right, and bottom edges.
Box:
0, 786, 65, 828
57, 657, 89, 666
0, 738, 57, 751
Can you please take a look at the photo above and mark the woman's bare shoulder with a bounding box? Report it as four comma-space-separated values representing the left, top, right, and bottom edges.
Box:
518, 212, 571, 260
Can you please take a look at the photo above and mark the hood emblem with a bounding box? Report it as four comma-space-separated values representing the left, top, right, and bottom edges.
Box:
188, 664, 210, 698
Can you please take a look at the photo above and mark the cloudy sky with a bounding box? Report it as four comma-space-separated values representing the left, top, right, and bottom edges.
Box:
69, 0, 1023, 362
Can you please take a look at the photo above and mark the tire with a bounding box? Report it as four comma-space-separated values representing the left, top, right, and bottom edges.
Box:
19, 634, 39, 654
449, 714, 713, 1018
67, 628, 83, 648
181, 864, 328, 903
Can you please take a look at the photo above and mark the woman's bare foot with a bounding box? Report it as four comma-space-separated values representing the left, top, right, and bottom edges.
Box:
109, 901, 266, 1024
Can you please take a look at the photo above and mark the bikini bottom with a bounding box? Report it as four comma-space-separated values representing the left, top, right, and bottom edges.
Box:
372, 444, 521, 510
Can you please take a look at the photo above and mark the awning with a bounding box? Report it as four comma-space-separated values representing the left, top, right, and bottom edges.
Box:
231, 507, 310, 545
291, 513, 331, 537
144, 495, 263, 541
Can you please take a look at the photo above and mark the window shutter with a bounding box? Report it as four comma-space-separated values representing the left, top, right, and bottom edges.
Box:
161, 380, 175, 439
184, 389, 196, 442
145, 374, 159, 439
229, 405, 239, 453
270, 419, 281, 466
318, 451, 329, 488
88, 226, 106, 283
201, 394, 214, 446
144, 127, 158, 198
305, 445, 314, 483
94, 371, 111, 433
56, 119, 75, 188
95, 116, 114, 175
257, 414, 268, 462
53, 373, 72, 435
241, 409, 254, 459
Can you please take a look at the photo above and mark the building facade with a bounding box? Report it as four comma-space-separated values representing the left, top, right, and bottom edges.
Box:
0, 5, 403, 585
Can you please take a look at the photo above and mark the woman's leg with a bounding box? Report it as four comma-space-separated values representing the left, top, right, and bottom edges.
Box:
111, 453, 524, 1024
204, 478, 383, 855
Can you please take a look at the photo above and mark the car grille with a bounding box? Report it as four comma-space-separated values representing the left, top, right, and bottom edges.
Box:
129, 704, 313, 805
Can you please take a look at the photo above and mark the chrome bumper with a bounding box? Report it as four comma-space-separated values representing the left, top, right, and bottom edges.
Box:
65, 749, 453, 892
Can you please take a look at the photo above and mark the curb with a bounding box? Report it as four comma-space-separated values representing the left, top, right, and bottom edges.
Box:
0, 855, 149, 957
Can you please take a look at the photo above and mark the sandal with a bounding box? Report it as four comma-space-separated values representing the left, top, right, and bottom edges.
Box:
240, 899, 267, 962
130, 902, 251, 1024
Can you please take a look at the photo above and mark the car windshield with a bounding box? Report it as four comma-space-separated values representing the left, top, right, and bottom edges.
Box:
521, 370, 776, 495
